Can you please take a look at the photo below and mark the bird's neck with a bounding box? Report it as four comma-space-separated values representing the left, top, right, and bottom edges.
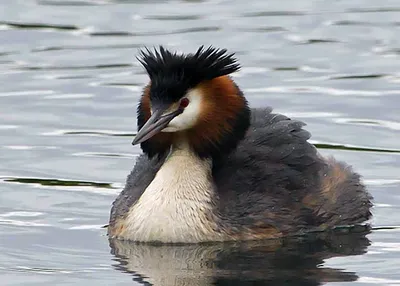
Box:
158, 139, 214, 198
125, 139, 224, 243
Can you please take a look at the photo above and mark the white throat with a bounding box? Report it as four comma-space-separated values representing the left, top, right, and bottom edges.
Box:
122, 141, 225, 243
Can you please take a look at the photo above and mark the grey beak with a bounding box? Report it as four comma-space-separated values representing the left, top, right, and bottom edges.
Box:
132, 106, 183, 145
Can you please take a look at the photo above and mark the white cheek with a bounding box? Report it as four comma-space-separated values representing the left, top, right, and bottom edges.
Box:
162, 89, 202, 132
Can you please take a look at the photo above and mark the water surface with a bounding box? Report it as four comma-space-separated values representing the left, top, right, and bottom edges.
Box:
1, 0, 400, 285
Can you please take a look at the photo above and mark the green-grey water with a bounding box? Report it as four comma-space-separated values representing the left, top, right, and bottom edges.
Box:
1, 0, 400, 285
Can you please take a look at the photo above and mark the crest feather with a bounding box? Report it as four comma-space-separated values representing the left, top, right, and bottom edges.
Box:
137, 46, 240, 85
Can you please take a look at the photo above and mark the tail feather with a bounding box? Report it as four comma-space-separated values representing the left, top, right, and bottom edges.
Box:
303, 157, 373, 229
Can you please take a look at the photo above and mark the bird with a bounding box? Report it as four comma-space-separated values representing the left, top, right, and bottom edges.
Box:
108, 46, 373, 244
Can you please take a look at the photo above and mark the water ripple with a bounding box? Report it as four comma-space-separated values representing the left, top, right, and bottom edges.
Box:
330, 74, 388, 80
40, 74, 92, 80
286, 35, 340, 44
329, 20, 399, 27
273, 66, 298, 71
311, 141, 400, 154
239, 26, 287, 33
334, 118, 400, 131
72, 152, 136, 158
31, 43, 141, 53
372, 226, 400, 231
0, 177, 121, 195
89, 26, 220, 37
144, 15, 202, 21
38, 0, 107, 6
0, 51, 18, 56
0, 211, 49, 227
88, 31, 132, 37
98, 82, 141, 91
1, 211, 44, 218
44, 93, 94, 99
0, 21, 78, 31
364, 179, 400, 186
0, 125, 18, 130
0, 177, 117, 189
42, 129, 134, 137
242, 11, 306, 17
10, 266, 72, 274
358, 277, 400, 284
18, 63, 132, 71
0, 219, 50, 227
347, 7, 400, 13
3, 145, 57, 150
69, 224, 106, 230
0, 90, 55, 97
245, 86, 399, 96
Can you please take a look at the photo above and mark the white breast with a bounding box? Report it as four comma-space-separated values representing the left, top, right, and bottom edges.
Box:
120, 144, 224, 243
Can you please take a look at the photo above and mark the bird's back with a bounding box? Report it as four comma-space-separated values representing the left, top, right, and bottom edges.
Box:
213, 108, 373, 236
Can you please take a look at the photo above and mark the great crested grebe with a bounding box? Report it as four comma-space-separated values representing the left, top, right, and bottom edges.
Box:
108, 46, 373, 243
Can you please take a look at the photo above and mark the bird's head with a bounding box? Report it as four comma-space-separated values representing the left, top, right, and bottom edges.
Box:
133, 46, 250, 160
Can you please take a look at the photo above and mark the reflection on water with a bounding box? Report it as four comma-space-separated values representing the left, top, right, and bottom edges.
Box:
110, 228, 370, 286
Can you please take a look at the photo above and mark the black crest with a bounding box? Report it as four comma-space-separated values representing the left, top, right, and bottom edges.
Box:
137, 46, 240, 103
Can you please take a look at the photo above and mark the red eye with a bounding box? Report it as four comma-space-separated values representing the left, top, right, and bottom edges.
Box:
180, 98, 190, 108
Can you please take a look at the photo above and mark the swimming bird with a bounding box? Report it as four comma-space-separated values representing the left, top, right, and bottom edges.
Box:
108, 46, 373, 243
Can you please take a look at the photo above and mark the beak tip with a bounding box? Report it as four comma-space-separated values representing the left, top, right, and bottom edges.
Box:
131, 106, 178, 147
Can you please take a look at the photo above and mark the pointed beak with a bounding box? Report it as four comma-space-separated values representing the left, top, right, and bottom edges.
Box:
132, 105, 183, 145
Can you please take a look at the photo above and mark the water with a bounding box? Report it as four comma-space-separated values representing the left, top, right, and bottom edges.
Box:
0, 0, 399, 285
